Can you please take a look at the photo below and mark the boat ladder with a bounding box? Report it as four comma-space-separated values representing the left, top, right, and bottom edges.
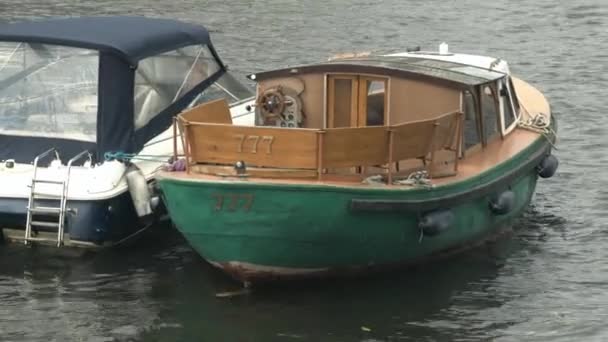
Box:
24, 149, 91, 247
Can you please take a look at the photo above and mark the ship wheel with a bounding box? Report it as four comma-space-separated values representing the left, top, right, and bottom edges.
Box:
257, 87, 286, 121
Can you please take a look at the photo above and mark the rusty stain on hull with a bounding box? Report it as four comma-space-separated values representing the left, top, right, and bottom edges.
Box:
207, 226, 514, 286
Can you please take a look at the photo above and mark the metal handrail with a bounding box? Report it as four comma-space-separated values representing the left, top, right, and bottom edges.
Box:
31, 147, 60, 189
57, 150, 91, 246
63, 150, 92, 206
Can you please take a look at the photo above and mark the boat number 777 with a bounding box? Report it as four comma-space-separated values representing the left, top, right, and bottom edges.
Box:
212, 193, 254, 212
234, 134, 275, 154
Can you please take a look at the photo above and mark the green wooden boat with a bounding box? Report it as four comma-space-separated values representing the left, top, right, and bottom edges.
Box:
158, 45, 558, 285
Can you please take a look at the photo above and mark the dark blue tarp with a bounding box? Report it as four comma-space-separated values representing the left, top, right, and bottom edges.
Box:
0, 16, 213, 66
0, 16, 226, 163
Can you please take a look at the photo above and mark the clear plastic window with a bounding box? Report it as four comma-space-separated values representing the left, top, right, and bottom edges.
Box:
365, 80, 385, 126
134, 45, 221, 129
0, 43, 99, 141
188, 72, 254, 108
463, 91, 480, 149
500, 79, 516, 131
481, 85, 499, 142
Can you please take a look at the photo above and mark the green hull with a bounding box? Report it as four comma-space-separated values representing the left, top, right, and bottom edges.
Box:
159, 137, 552, 283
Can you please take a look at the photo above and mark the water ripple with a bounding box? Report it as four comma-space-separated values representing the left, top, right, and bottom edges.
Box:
0, 0, 606, 341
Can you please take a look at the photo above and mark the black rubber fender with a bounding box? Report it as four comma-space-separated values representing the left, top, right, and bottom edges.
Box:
537, 154, 558, 178
418, 209, 454, 237
489, 190, 515, 215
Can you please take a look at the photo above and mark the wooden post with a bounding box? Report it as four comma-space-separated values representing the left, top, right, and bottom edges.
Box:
183, 122, 191, 174
177, 117, 188, 161
428, 122, 439, 178
172, 117, 178, 161
316, 131, 324, 181
387, 129, 394, 186
454, 112, 464, 172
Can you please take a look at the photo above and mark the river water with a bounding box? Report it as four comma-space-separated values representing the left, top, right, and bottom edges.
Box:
0, 0, 606, 341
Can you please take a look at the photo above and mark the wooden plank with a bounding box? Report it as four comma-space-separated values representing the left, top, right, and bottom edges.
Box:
322, 126, 388, 168
187, 123, 319, 169
390, 118, 436, 161
191, 164, 318, 179
180, 98, 232, 124
431, 111, 461, 150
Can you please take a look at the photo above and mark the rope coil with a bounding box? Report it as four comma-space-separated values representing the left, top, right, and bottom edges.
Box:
516, 99, 558, 150
393, 170, 434, 188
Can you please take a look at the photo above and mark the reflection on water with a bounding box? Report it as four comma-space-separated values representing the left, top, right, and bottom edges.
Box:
1, 0, 607, 340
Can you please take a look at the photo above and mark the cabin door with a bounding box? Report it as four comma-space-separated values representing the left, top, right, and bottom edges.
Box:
326, 75, 387, 128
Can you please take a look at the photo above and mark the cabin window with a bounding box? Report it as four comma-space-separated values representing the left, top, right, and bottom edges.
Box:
363, 80, 385, 126
509, 78, 521, 113
481, 85, 499, 143
500, 77, 520, 134
327, 75, 387, 128
134, 44, 221, 130
0, 43, 99, 142
462, 90, 481, 149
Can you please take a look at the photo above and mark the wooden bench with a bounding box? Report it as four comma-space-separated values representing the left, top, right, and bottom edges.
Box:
177, 101, 463, 182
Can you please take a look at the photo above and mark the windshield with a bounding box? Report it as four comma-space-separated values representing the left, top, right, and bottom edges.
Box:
0, 43, 98, 142
134, 45, 254, 130
189, 72, 254, 108
134, 44, 223, 130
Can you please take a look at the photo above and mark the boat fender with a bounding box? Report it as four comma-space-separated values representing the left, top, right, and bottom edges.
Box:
537, 154, 558, 178
489, 190, 515, 215
126, 164, 153, 218
419, 209, 454, 237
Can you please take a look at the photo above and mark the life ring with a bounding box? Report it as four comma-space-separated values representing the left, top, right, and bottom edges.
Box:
256, 87, 286, 121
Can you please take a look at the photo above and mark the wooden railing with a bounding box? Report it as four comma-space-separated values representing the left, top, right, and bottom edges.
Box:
176, 108, 463, 181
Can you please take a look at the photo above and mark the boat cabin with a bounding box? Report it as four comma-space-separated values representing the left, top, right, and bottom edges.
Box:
178, 52, 523, 183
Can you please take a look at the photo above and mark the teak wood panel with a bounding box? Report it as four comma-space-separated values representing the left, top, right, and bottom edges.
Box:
180, 98, 232, 124
432, 111, 462, 150
186, 124, 319, 169
390, 119, 436, 161
322, 126, 388, 168
389, 79, 460, 124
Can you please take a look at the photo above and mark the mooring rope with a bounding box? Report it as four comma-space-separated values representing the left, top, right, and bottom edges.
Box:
517, 104, 557, 150
104, 151, 173, 163
393, 170, 434, 188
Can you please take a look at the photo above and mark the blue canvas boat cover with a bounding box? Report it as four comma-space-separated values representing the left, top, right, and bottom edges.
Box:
0, 16, 212, 66
0, 16, 226, 163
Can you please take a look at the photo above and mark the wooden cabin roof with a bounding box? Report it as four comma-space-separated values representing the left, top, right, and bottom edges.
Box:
249, 55, 506, 88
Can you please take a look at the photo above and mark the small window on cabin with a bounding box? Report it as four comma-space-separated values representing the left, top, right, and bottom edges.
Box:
508, 78, 520, 113
463, 91, 480, 149
481, 85, 499, 142
500, 80, 516, 131
366, 80, 385, 126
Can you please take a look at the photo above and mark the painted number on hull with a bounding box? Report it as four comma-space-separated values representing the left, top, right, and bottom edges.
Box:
235, 134, 274, 154
212, 193, 254, 212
